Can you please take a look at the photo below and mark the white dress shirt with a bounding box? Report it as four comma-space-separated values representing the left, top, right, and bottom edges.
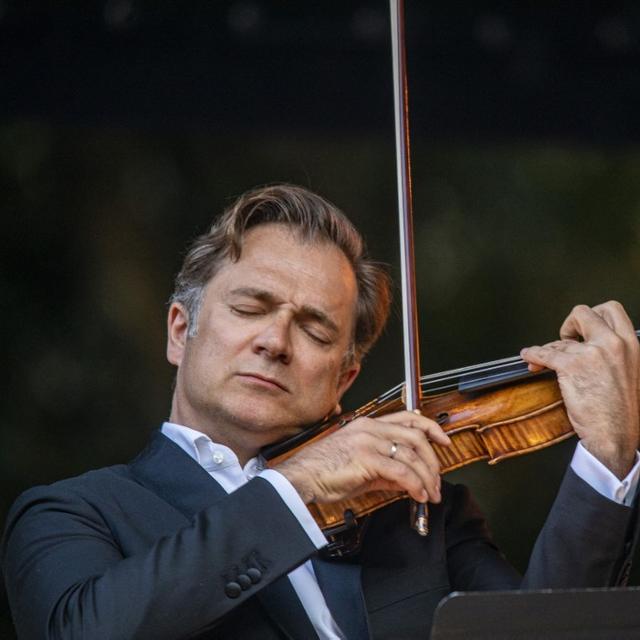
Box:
161, 421, 640, 640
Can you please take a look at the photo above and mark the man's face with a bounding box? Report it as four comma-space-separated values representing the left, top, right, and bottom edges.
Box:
167, 223, 360, 450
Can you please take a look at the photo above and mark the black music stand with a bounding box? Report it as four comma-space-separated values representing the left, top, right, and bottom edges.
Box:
430, 587, 640, 640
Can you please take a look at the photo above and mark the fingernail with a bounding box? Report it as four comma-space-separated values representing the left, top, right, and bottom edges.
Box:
420, 489, 428, 501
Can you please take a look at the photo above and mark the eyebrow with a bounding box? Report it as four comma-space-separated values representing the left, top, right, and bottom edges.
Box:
228, 287, 340, 335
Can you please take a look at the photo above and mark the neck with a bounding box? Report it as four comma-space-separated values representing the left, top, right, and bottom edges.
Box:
169, 399, 269, 467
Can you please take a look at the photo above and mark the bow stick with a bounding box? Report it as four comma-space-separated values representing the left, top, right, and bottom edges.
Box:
389, 0, 428, 535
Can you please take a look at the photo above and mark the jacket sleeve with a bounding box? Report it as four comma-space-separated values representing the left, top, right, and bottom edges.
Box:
521, 467, 639, 588
2, 477, 318, 640
445, 467, 639, 592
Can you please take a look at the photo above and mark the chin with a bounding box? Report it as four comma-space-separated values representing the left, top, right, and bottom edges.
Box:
214, 396, 325, 442
223, 405, 296, 436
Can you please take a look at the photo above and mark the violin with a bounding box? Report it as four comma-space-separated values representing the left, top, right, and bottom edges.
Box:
264, 330, 640, 556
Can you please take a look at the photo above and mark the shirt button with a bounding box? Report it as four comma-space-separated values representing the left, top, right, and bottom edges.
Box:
212, 450, 225, 465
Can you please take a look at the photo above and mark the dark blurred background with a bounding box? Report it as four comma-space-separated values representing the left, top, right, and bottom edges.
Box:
2, 1, 640, 637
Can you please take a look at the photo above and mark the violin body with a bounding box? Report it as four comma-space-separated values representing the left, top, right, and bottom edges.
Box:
265, 372, 574, 535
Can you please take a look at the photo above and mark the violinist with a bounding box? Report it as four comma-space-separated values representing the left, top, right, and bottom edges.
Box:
3, 183, 639, 640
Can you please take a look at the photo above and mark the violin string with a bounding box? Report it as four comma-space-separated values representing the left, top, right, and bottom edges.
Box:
426, 357, 528, 390
454, 328, 640, 388
454, 329, 640, 384
376, 329, 640, 406
376, 355, 527, 404
378, 356, 519, 398
428, 328, 640, 388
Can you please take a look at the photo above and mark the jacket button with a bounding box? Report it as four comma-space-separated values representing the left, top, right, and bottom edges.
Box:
247, 567, 262, 584
225, 581, 242, 598
237, 573, 252, 590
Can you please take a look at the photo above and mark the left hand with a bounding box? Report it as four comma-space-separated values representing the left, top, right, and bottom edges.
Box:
520, 301, 640, 479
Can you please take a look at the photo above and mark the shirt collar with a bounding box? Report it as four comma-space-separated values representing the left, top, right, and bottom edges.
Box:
161, 421, 265, 477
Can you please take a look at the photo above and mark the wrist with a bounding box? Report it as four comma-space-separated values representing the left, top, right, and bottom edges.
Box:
275, 460, 316, 504
580, 438, 636, 480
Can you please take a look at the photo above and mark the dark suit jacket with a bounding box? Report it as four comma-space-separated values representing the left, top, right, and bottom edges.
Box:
2, 431, 638, 639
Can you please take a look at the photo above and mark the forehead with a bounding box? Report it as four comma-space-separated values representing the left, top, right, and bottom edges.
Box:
208, 224, 358, 324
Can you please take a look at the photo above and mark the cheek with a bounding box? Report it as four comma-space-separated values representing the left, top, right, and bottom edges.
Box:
304, 359, 343, 394
183, 333, 223, 378
211, 321, 249, 352
197, 321, 232, 355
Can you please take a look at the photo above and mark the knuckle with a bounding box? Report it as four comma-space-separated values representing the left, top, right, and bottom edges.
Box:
532, 345, 548, 358
604, 333, 625, 355
583, 342, 598, 353
404, 447, 419, 463
581, 343, 601, 363
406, 473, 423, 493
394, 463, 409, 479
402, 415, 420, 430
351, 431, 372, 452
403, 429, 423, 446
424, 417, 441, 432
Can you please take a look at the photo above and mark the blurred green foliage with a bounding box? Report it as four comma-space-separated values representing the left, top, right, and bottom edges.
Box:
1, 120, 639, 637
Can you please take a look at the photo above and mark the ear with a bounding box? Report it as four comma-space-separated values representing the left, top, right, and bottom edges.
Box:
333, 362, 361, 414
167, 302, 189, 367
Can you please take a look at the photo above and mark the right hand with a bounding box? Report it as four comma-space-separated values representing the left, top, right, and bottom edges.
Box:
275, 410, 452, 506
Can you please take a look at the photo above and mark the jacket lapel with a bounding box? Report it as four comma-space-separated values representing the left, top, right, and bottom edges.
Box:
128, 430, 227, 520
128, 431, 320, 640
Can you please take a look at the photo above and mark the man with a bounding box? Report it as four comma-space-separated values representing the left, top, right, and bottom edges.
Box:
3, 184, 639, 639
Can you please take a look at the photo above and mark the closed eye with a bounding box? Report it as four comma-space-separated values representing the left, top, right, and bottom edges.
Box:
230, 305, 265, 317
301, 324, 332, 345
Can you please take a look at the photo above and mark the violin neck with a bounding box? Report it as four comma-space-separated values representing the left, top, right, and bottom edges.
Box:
457, 360, 546, 394
435, 328, 640, 394
263, 328, 640, 461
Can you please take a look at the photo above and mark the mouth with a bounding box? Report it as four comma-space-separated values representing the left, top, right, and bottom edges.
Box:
236, 373, 290, 393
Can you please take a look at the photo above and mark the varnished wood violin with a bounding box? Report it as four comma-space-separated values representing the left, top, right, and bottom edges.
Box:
264, 329, 640, 554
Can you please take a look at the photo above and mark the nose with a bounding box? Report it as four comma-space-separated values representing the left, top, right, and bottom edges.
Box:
252, 314, 292, 364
